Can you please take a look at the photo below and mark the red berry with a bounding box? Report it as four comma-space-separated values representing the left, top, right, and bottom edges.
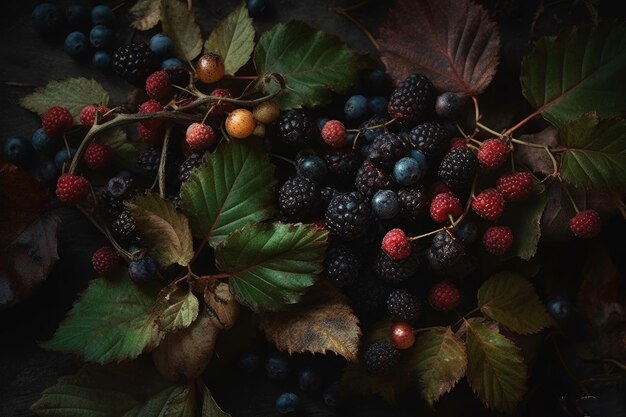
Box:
496, 172, 533, 202
390, 322, 415, 350
56, 174, 90, 204
428, 281, 461, 312
146, 70, 174, 102
79, 105, 111, 128
84, 142, 112, 169
482, 226, 513, 255
382, 228, 412, 261
185, 123, 215, 152
477, 138, 510, 170
430, 192, 462, 223
321, 120, 347, 148
449, 137, 466, 151
138, 99, 163, 129
569, 209, 601, 238
138, 124, 165, 146
429, 181, 452, 198
42, 106, 73, 137
92, 246, 119, 275
471, 189, 506, 221
207, 88, 234, 116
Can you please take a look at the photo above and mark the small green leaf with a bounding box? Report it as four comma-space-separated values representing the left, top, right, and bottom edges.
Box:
153, 285, 199, 333
215, 222, 328, 312
180, 139, 277, 247
161, 0, 202, 61
126, 193, 194, 267
19, 78, 108, 123
99, 127, 141, 171
466, 318, 527, 413
408, 327, 467, 407
130, 0, 161, 30
201, 384, 232, 417
254, 21, 359, 109
204, 3, 255, 75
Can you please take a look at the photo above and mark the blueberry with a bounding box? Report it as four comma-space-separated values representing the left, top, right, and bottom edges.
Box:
366, 69, 388, 93
2, 136, 33, 165
547, 296, 572, 321
368, 96, 388, 115
92, 50, 112, 71
323, 381, 341, 408
32, 128, 57, 154
55, 147, 77, 169
89, 25, 114, 49
371, 189, 399, 219
32, 3, 64, 35
91, 5, 115, 26
297, 156, 327, 181
316, 117, 330, 132
409, 149, 427, 170
107, 175, 135, 200
275, 392, 300, 414
65, 3, 89, 30
39, 160, 60, 186
245, 0, 267, 17
238, 352, 259, 373
435, 92, 465, 119
161, 57, 184, 70
64, 31, 90, 58
128, 255, 159, 283
298, 368, 321, 391
265, 353, 289, 381
453, 221, 478, 244
149, 34, 173, 58
344, 95, 368, 121
394, 157, 424, 186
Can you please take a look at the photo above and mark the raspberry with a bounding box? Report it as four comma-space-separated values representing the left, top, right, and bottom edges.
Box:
477, 138, 510, 170
56, 174, 89, 203
375, 247, 420, 283
138, 124, 164, 145
207, 88, 234, 116
138, 100, 163, 130
408, 122, 451, 159
185, 123, 215, 152
42, 106, 73, 137
92, 246, 119, 275
321, 120, 347, 148
113, 209, 136, 239
112, 42, 157, 86
496, 172, 533, 202
482, 226, 514, 255
398, 187, 429, 219
79, 105, 111, 128
178, 153, 203, 182
381, 228, 411, 261
362, 341, 400, 374
387, 290, 421, 323
438, 147, 478, 190
569, 209, 601, 239
355, 160, 394, 198
278, 111, 317, 146
426, 231, 465, 270
196, 53, 225, 84
391, 322, 415, 350
145, 70, 173, 101
428, 281, 461, 312
138, 146, 161, 179
449, 137, 466, 151
84, 142, 112, 169
226, 109, 256, 139
278, 176, 322, 222
325, 191, 371, 240
324, 150, 359, 176
430, 192, 462, 223
325, 245, 361, 287
253, 101, 280, 124
367, 132, 410, 166
388, 73, 436, 127
471, 188, 506, 221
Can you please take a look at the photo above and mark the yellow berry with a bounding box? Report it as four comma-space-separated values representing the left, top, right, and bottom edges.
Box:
226, 109, 256, 139
252, 101, 280, 124
196, 53, 225, 84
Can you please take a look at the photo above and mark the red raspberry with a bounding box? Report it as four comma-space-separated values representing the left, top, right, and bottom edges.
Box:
79, 105, 111, 128
496, 172, 533, 202
382, 228, 412, 261
208, 88, 234, 116
430, 192, 462, 223
449, 137, 466, 151
138, 124, 164, 146
321, 120, 347, 148
138, 99, 163, 129
569, 209, 601, 238
477, 138, 510, 170
146, 70, 173, 102
56, 174, 90, 204
428, 281, 461, 312
84, 142, 112, 169
92, 246, 119, 275
482, 226, 513, 255
471, 188, 506, 221
429, 181, 452, 198
185, 123, 215, 152
42, 106, 73, 137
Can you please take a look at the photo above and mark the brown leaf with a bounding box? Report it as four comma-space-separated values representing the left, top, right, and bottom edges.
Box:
204, 281, 240, 330
130, 0, 161, 31
514, 127, 559, 176
378, 0, 500, 95
259, 280, 361, 361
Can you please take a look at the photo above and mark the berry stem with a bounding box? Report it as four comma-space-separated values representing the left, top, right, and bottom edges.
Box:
227, 75, 259, 81
197, 273, 231, 280
510, 137, 559, 177
158, 125, 172, 199
475, 121, 504, 138
76, 206, 132, 262
454, 121, 470, 138
334, 5, 380, 50
560, 179, 580, 214
270, 153, 296, 166
503, 109, 542, 136
408, 226, 447, 241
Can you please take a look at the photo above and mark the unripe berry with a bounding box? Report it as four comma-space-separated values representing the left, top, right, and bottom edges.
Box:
185, 123, 215, 152
196, 52, 225, 84
226, 109, 256, 139
390, 322, 415, 350
253, 101, 281, 124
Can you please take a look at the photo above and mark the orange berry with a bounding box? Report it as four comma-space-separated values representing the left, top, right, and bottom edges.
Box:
226, 109, 256, 139
253, 101, 280, 124
196, 53, 225, 84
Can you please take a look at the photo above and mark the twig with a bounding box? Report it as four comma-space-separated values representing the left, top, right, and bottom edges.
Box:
334, 5, 379, 50
158, 125, 172, 198
76, 206, 132, 261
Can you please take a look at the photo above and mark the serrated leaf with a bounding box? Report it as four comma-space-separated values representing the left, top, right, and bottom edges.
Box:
259, 280, 361, 361
378, 0, 500, 95
254, 20, 359, 109
160, 0, 202, 61
126, 193, 194, 267
466, 318, 527, 413
408, 327, 466, 407
204, 3, 255, 75
99, 127, 141, 171
180, 139, 276, 247
201, 384, 232, 417
130, 0, 161, 30
521, 22, 626, 126
43, 271, 162, 364
153, 285, 199, 333
215, 222, 328, 312
19, 78, 108, 123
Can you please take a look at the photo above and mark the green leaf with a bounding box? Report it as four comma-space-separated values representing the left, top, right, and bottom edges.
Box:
160, 0, 202, 61
521, 22, 626, 126
466, 318, 527, 413
43, 271, 162, 364
130, 0, 161, 30
19, 77, 109, 123
126, 193, 194, 267
152, 285, 199, 333
408, 327, 467, 407
180, 139, 277, 247
204, 3, 255, 75
215, 222, 328, 312
559, 113, 626, 191
254, 20, 359, 109
99, 127, 141, 172
201, 385, 232, 417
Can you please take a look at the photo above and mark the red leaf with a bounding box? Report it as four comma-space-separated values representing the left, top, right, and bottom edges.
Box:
378, 0, 500, 95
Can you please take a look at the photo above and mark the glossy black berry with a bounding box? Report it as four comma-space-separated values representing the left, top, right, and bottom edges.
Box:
362, 340, 400, 374
278, 176, 322, 222
438, 147, 478, 190
387, 290, 421, 323
388, 73, 436, 127
436, 92, 465, 119
325, 245, 361, 287
374, 247, 420, 283
398, 187, 430, 219
324, 191, 371, 240
355, 160, 394, 198
277, 111, 317, 147
112, 42, 157, 87
178, 153, 203, 183
367, 132, 410, 167
425, 231, 466, 270
407, 122, 451, 160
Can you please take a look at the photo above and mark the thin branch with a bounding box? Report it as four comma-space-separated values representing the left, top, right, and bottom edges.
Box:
158, 125, 172, 198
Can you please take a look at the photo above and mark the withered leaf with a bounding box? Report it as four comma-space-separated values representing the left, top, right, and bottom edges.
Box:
514, 127, 559, 177
204, 281, 240, 330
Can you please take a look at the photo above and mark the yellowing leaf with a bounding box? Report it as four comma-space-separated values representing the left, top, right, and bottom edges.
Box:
130, 0, 161, 30
152, 285, 199, 333
161, 0, 202, 61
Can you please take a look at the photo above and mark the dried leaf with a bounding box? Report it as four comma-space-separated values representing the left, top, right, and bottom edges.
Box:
201, 384, 232, 417
514, 127, 559, 177
130, 0, 161, 30
204, 281, 240, 330
152, 284, 199, 333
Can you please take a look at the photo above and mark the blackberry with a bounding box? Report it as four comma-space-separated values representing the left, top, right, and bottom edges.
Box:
278, 176, 321, 222
367, 132, 410, 167
358, 116, 387, 145
387, 290, 421, 323
138, 146, 161, 179
388, 73, 436, 127
112, 42, 157, 87
113, 209, 136, 239
407, 122, 451, 160
438, 148, 478, 190
98, 188, 124, 218
178, 153, 203, 182
374, 247, 420, 283
277, 111, 317, 146
321, 187, 339, 207
426, 231, 465, 270
355, 160, 394, 198
325, 191, 371, 240
324, 150, 359, 177
362, 340, 400, 374
325, 245, 361, 287
398, 187, 430, 219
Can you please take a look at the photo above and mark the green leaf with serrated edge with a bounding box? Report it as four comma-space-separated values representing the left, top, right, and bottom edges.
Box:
131, 0, 161, 30
99, 127, 141, 171
201, 384, 232, 417
466, 318, 526, 413
521, 22, 626, 126
478, 272, 555, 334
180, 139, 277, 247
160, 0, 202, 61
43, 271, 162, 364
559, 113, 626, 191
254, 21, 359, 109
152, 285, 199, 333
215, 222, 328, 312
204, 3, 255, 75
126, 193, 194, 267
407, 327, 467, 407
19, 77, 108, 123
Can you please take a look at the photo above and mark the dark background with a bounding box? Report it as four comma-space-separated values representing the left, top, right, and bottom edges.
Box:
1, 1, 625, 416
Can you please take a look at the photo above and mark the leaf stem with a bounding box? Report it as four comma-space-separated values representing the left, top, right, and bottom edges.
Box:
197, 273, 231, 280
158, 125, 172, 198
475, 121, 504, 138
560, 180, 579, 213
